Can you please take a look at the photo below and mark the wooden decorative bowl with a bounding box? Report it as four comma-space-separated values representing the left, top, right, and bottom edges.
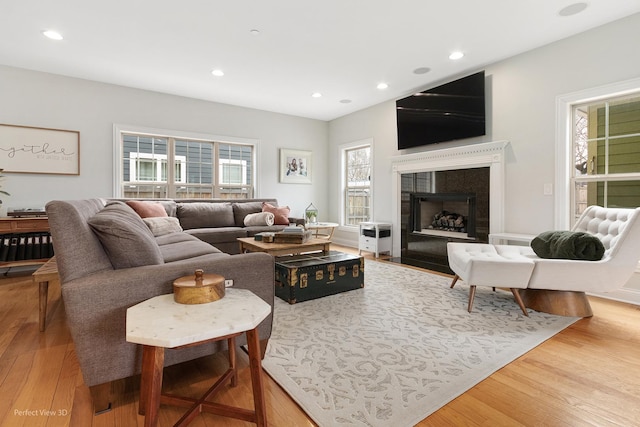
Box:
173, 269, 225, 304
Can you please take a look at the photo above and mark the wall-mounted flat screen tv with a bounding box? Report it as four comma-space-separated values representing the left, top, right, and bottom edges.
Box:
396, 71, 485, 149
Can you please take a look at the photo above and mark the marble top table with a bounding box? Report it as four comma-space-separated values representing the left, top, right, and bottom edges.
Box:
305, 222, 339, 239
127, 288, 271, 348
126, 288, 271, 427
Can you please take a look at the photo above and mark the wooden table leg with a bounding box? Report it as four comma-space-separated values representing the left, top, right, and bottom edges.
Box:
246, 327, 267, 427
228, 337, 238, 387
38, 280, 49, 332
140, 345, 165, 427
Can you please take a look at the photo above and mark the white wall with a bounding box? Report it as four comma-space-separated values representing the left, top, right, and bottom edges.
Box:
328, 13, 640, 302
0, 65, 328, 218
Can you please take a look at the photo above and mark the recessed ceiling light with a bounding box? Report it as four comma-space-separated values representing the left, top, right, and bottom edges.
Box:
449, 51, 464, 60
250, 29, 260, 36
377, 83, 389, 90
413, 67, 431, 75
311, 92, 322, 98
42, 30, 63, 40
558, 2, 588, 17
211, 69, 224, 77
340, 99, 352, 104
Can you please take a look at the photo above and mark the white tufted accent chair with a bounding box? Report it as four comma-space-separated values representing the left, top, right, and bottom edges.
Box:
523, 205, 640, 294
448, 206, 640, 317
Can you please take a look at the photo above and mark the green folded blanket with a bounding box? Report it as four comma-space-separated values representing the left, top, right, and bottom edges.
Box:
531, 231, 605, 261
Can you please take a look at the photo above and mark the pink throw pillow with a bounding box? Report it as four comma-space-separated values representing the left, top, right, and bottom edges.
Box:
262, 202, 290, 225
126, 200, 169, 218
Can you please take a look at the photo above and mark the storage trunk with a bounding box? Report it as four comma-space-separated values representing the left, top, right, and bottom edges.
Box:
275, 251, 364, 304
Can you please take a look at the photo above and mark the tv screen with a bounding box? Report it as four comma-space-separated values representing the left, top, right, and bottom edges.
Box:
396, 71, 486, 149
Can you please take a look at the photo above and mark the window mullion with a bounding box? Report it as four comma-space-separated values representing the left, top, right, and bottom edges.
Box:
167, 138, 176, 198
213, 142, 220, 198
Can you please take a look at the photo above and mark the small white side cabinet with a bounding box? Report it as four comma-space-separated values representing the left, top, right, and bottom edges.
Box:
358, 222, 392, 258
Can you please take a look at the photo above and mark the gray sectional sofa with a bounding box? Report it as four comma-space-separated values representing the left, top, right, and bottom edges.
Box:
156, 198, 301, 253
45, 197, 294, 413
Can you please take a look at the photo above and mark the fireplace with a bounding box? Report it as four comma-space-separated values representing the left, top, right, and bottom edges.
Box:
399, 169, 489, 273
391, 141, 509, 274
410, 192, 477, 239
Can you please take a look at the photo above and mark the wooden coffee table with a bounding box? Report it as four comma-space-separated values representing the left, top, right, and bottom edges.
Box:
237, 237, 331, 256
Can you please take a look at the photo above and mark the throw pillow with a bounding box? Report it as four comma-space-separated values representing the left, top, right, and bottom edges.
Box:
126, 200, 168, 218
531, 230, 605, 261
143, 217, 183, 237
262, 202, 290, 225
88, 201, 164, 269
244, 212, 275, 227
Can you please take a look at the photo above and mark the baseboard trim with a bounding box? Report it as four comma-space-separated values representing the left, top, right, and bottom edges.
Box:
588, 288, 640, 307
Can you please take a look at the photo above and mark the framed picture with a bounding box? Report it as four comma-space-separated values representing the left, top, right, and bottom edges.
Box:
280, 148, 312, 184
0, 124, 80, 175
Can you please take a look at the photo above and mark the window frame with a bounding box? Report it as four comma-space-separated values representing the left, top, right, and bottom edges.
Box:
555, 77, 640, 229
570, 95, 640, 221
339, 138, 373, 227
113, 124, 259, 198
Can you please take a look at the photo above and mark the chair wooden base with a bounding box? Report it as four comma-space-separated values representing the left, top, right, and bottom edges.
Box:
518, 289, 593, 317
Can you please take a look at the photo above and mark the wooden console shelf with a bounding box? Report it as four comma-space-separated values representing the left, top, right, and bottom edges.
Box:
0, 217, 51, 267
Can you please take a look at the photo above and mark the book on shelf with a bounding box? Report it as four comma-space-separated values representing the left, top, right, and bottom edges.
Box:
0, 236, 9, 261
0, 231, 54, 262
7, 237, 18, 261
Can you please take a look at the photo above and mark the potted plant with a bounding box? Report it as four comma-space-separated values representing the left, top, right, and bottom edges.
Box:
305, 203, 318, 224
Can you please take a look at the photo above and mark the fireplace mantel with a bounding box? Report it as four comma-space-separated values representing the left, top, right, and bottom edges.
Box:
391, 140, 509, 257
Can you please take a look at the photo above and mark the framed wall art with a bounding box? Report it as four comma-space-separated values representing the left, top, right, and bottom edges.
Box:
0, 124, 80, 175
279, 148, 312, 184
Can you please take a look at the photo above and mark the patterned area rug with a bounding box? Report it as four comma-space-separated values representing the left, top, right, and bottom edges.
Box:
262, 260, 579, 427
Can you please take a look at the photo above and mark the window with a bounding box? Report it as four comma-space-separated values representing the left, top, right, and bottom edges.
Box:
118, 129, 255, 199
342, 141, 372, 226
570, 92, 640, 224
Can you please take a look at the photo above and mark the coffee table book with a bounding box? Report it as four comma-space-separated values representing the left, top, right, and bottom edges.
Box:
273, 229, 313, 244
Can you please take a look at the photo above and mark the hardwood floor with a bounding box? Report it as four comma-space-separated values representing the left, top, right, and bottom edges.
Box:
1, 247, 639, 426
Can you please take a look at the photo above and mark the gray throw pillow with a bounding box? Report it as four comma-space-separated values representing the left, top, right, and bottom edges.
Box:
177, 202, 235, 229
88, 201, 164, 269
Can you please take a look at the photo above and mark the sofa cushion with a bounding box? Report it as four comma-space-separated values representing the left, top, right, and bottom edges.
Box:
232, 201, 264, 226
88, 201, 164, 269
155, 232, 225, 263
531, 230, 605, 261
126, 200, 168, 218
157, 200, 178, 217
262, 202, 290, 225
143, 217, 183, 237
177, 202, 235, 229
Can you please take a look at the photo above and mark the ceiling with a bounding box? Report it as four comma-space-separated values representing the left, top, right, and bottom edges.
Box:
2, 1, 639, 121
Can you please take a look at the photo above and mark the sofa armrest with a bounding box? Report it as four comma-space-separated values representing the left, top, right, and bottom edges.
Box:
61, 252, 273, 307
60, 252, 274, 387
